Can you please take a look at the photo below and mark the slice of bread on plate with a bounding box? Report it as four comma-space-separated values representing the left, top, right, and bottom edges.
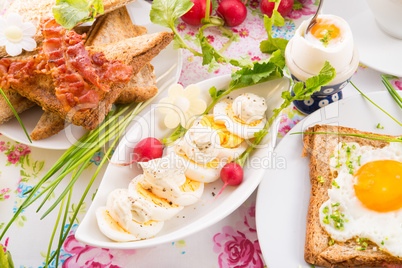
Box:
302, 124, 402, 267
0, 0, 137, 58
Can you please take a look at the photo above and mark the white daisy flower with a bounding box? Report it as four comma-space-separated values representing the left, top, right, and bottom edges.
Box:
0, 13, 37, 56
158, 84, 207, 129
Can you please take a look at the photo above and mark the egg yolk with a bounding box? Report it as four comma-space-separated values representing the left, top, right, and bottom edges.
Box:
310, 18, 340, 42
354, 160, 402, 213
200, 115, 243, 148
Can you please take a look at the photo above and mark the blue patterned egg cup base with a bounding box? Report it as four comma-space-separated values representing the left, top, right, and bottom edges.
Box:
292, 90, 343, 115
291, 74, 351, 96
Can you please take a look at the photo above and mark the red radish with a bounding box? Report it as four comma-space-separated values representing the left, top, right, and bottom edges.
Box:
110, 137, 164, 166
181, 0, 213, 26
205, 163, 243, 202
220, 163, 244, 186
260, 0, 294, 18
217, 0, 247, 27
132, 137, 164, 162
174, 163, 244, 203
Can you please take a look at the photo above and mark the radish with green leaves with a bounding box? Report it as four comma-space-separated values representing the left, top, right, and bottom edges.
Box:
260, 0, 294, 18
181, 0, 212, 26
217, 0, 247, 27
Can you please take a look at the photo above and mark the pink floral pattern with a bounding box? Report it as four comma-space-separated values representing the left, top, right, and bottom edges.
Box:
62, 233, 136, 268
213, 203, 263, 268
392, 79, 402, 91
1, 142, 31, 166
288, 0, 317, 20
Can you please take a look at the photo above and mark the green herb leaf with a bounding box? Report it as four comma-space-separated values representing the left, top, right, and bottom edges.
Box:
162, 125, 188, 146
272, 10, 285, 27
260, 10, 288, 54
53, 0, 104, 30
293, 61, 336, 100
293, 0, 303, 10
235, 62, 336, 166
230, 50, 285, 90
150, 0, 193, 28
200, 36, 216, 66
0, 245, 14, 268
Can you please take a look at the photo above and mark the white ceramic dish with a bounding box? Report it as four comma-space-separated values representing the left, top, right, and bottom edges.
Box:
255, 91, 402, 267
324, 0, 402, 77
0, 0, 182, 150
75, 74, 291, 249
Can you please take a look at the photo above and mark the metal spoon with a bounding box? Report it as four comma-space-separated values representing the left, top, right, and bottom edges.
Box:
305, 0, 324, 36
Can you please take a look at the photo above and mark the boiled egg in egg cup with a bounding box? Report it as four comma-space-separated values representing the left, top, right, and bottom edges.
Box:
285, 14, 360, 114
166, 116, 248, 183
320, 141, 402, 257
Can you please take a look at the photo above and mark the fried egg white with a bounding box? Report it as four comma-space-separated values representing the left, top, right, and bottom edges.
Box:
213, 93, 267, 139
319, 141, 402, 257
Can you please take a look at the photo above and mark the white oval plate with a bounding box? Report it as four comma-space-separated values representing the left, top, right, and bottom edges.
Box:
75, 74, 291, 249
324, 0, 402, 77
255, 91, 402, 267
0, 0, 182, 150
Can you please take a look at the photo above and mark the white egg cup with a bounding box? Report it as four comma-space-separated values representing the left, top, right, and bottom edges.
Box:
285, 17, 360, 114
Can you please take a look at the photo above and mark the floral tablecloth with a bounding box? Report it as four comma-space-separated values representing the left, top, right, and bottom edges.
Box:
1, 1, 402, 267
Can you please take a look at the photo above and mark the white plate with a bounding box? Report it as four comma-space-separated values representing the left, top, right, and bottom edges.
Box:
0, 0, 182, 150
255, 91, 402, 267
324, 0, 402, 77
75, 74, 291, 249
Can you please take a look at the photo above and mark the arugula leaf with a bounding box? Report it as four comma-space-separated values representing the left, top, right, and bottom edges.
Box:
53, 0, 104, 30
235, 61, 336, 166
272, 10, 285, 27
0, 246, 14, 268
230, 62, 283, 90
209, 86, 225, 100
260, 38, 288, 54
260, 14, 288, 54
150, 0, 193, 28
200, 36, 254, 69
200, 37, 215, 66
293, 61, 336, 100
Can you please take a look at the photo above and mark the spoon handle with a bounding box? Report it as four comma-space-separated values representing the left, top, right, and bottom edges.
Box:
305, 0, 324, 34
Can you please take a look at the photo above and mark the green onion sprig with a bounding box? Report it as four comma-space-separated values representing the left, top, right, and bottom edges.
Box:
0, 87, 32, 143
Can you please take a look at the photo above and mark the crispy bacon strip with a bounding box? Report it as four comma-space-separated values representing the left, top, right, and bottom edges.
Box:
0, 18, 133, 111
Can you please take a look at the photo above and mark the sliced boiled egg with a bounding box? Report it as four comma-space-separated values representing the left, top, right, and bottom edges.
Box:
140, 175, 204, 206
128, 176, 184, 221
166, 115, 247, 183
137, 156, 204, 206
213, 93, 267, 139
97, 189, 165, 242
96, 207, 138, 242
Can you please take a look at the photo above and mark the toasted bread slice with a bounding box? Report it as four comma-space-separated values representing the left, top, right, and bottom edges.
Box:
0, 0, 137, 58
9, 32, 173, 130
303, 124, 402, 267
85, 6, 157, 103
30, 111, 66, 141
30, 7, 157, 139
0, 88, 35, 125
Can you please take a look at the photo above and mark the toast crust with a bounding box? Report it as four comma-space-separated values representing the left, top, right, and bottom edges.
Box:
303, 124, 402, 267
0, 0, 137, 58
